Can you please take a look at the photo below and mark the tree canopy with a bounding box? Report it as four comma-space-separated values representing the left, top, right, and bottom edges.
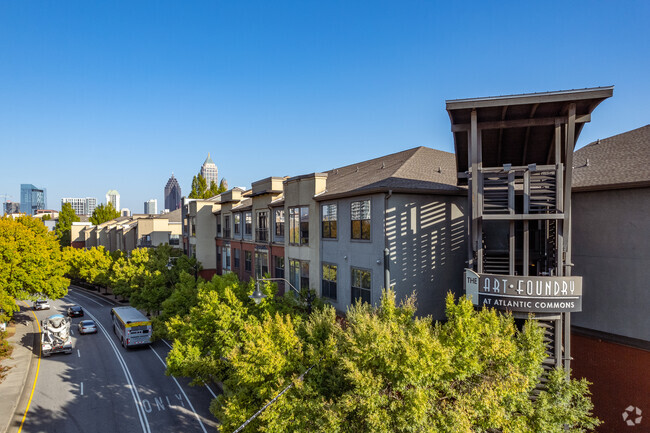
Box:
89, 202, 120, 225
0, 216, 69, 321
55, 202, 80, 247
189, 173, 228, 199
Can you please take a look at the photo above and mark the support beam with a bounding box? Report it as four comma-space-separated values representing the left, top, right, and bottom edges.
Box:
451, 114, 591, 132
521, 104, 539, 165
470, 110, 479, 268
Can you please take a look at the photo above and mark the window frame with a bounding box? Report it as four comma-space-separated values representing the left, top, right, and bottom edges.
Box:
321, 203, 338, 239
245, 251, 252, 272
244, 211, 252, 236
274, 208, 285, 239
351, 199, 371, 241
289, 206, 309, 245
321, 263, 337, 300
233, 213, 241, 235
351, 267, 371, 304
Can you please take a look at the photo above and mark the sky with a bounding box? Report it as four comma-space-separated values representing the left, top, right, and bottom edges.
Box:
1, 1, 648, 213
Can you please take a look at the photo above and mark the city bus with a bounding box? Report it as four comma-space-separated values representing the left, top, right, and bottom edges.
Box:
110, 306, 152, 348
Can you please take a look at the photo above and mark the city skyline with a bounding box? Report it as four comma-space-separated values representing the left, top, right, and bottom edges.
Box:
0, 1, 648, 212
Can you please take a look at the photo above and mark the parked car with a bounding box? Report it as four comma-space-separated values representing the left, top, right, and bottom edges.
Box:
33, 300, 50, 310
77, 320, 97, 334
67, 305, 84, 317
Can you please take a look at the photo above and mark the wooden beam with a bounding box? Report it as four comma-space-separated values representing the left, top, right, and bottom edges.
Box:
445, 87, 613, 110
497, 106, 507, 166
522, 104, 539, 165
451, 114, 590, 132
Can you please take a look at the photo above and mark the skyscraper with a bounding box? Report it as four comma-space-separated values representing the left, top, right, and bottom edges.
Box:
106, 190, 120, 211
61, 197, 97, 216
20, 184, 47, 215
200, 153, 218, 188
164, 174, 182, 211
144, 199, 158, 215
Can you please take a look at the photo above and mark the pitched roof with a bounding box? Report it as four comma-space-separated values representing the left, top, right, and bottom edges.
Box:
315, 147, 461, 200
203, 152, 214, 166
573, 125, 650, 191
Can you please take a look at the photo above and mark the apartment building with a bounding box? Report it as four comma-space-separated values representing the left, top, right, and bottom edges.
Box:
182, 197, 221, 279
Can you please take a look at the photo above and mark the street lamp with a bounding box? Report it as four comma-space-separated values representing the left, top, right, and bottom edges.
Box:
250, 277, 313, 313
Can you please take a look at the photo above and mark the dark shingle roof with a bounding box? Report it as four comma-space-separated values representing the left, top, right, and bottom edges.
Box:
316, 147, 461, 200
573, 125, 650, 191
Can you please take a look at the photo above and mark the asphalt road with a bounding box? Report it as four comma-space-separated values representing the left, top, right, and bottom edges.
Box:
19, 287, 218, 433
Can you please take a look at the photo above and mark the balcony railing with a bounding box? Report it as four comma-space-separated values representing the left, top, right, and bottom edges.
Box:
256, 228, 269, 242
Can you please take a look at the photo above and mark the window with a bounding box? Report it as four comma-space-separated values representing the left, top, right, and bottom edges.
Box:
256, 211, 268, 242
351, 200, 371, 240
233, 248, 240, 269
234, 213, 241, 234
217, 246, 221, 269
216, 215, 222, 236
245, 211, 252, 236
169, 234, 180, 246
321, 204, 337, 239
255, 251, 269, 278
351, 268, 371, 304
190, 218, 196, 236
224, 215, 231, 238
222, 245, 231, 271
289, 206, 309, 245
274, 255, 284, 279
274, 209, 285, 238
245, 251, 252, 272
322, 264, 337, 300
289, 259, 309, 291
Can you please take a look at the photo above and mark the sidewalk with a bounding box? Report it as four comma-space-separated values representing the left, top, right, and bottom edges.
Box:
0, 304, 38, 433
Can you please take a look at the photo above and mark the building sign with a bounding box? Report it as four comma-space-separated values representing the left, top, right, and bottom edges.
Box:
464, 269, 582, 313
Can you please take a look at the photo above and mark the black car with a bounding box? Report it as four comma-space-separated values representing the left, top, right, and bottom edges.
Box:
67, 305, 84, 317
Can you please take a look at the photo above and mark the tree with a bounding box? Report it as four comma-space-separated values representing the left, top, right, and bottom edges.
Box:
89, 202, 120, 225
55, 202, 80, 247
64, 246, 113, 290
0, 215, 69, 321
189, 173, 209, 199
208, 290, 599, 432
218, 178, 228, 193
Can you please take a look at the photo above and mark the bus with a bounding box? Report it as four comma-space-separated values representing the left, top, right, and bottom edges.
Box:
110, 306, 152, 348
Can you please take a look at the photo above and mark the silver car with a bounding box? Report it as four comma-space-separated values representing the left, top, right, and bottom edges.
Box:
77, 320, 97, 334
33, 300, 50, 310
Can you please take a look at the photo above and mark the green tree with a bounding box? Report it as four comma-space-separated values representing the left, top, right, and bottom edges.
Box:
89, 202, 120, 225
64, 246, 113, 290
0, 215, 69, 321
55, 202, 80, 247
189, 173, 209, 199
218, 178, 228, 193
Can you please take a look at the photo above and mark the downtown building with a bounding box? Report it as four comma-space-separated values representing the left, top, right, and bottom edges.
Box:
144, 199, 157, 215
20, 184, 47, 215
61, 197, 97, 216
200, 153, 218, 187
106, 190, 120, 211
164, 174, 182, 211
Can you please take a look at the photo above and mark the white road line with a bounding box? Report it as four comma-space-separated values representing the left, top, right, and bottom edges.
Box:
163, 339, 217, 399
81, 382, 84, 395
67, 290, 105, 307
149, 346, 208, 433
67, 296, 151, 433
77, 349, 81, 358
70, 286, 119, 306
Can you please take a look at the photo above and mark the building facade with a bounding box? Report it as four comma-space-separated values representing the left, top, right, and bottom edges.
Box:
4, 200, 20, 215
201, 153, 218, 188
164, 174, 182, 211
20, 184, 47, 215
144, 199, 158, 215
61, 197, 97, 216
106, 190, 120, 211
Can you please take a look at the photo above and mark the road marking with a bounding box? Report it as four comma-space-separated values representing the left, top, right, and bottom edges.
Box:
68, 298, 151, 433
162, 339, 217, 399
70, 286, 118, 306
80, 382, 84, 395
68, 290, 105, 307
77, 349, 81, 357
149, 346, 208, 433
17, 302, 42, 433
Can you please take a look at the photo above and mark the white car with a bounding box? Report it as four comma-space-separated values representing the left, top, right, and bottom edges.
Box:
33, 300, 51, 310
78, 320, 97, 335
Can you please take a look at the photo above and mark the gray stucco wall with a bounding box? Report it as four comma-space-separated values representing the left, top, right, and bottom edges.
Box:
572, 187, 650, 341
320, 193, 467, 320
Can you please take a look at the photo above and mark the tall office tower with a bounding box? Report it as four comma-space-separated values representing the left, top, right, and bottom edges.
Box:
61, 197, 98, 216
106, 190, 120, 211
20, 184, 47, 215
200, 153, 218, 188
164, 174, 182, 211
144, 199, 158, 215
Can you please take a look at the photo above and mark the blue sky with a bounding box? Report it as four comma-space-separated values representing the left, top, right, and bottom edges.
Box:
1, 1, 648, 213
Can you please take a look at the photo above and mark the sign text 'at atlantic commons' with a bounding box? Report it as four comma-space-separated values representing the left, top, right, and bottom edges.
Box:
464, 269, 582, 313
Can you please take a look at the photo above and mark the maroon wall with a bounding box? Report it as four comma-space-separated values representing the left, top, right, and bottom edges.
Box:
571, 333, 650, 432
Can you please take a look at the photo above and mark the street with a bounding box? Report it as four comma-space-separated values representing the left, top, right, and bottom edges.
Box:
16, 287, 218, 433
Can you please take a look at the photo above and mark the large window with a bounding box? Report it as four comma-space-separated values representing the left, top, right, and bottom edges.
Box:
351, 200, 371, 240
322, 264, 337, 300
255, 251, 269, 278
351, 268, 371, 304
233, 248, 240, 269
289, 259, 309, 291
321, 204, 337, 239
217, 246, 221, 269
216, 214, 221, 236
289, 206, 309, 245
274, 209, 285, 239
222, 245, 231, 271
256, 211, 269, 242
274, 255, 284, 279
223, 215, 231, 238
234, 213, 241, 235
245, 251, 252, 272
169, 234, 180, 246
244, 211, 252, 236
190, 218, 196, 236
